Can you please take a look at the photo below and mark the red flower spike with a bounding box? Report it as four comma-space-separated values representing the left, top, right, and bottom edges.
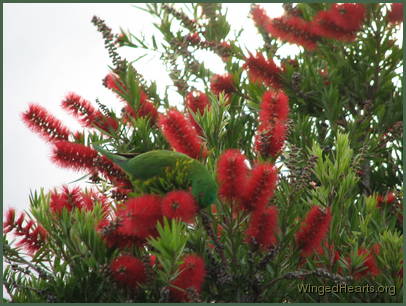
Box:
254, 120, 287, 158
52, 141, 130, 187
217, 149, 249, 202
210, 74, 236, 97
96, 219, 143, 249
243, 53, 282, 88
110, 255, 147, 288
15, 213, 25, 228
3, 210, 47, 255
295, 206, 332, 257
246, 206, 279, 249
22, 104, 70, 142
241, 163, 278, 211
170, 254, 206, 302
117, 195, 162, 239
388, 3, 403, 24
161, 191, 198, 223
259, 90, 289, 125
61, 92, 97, 126
103, 73, 127, 96
185, 91, 211, 114
50, 186, 82, 214
159, 109, 207, 159
251, 5, 272, 30
267, 16, 319, 50
3, 208, 16, 233
328, 4, 365, 32
52, 141, 98, 172
80, 190, 110, 214
312, 4, 366, 42
61, 92, 119, 133
353, 248, 380, 280
93, 114, 119, 133
123, 100, 159, 124
95, 156, 131, 187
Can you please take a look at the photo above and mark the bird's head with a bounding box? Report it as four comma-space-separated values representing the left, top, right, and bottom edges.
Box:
191, 175, 218, 209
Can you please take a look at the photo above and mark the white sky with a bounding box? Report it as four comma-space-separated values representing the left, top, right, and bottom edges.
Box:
3, 3, 286, 215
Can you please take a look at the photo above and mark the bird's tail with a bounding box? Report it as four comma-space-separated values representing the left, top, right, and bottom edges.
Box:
93, 144, 131, 174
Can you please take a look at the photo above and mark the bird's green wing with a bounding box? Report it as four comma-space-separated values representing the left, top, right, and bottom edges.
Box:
127, 150, 192, 180
94, 145, 192, 180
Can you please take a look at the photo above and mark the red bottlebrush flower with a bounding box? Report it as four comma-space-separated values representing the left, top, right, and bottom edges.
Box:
22, 104, 70, 142
170, 254, 206, 302
185, 91, 211, 114
246, 206, 279, 249
159, 109, 207, 159
251, 5, 272, 30
117, 195, 162, 239
353, 248, 380, 280
50, 186, 110, 215
3, 209, 47, 255
254, 120, 287, 158
243, 53, 282, 88
93, 114, 119, 133
3, 208, 16, 233
80, 190, 110, 215
50, 186, 82, 214
295, 206, 332, 257
312, 13, 356, 42
259, 90, 289, 125
52, 141, 130, 187
62, 92, 119, 132
267, 16, 319, 50
387, 3, 403, 24
95, 156, 131, 187
241, 163, 278, 211
210, 74, 236, 97
52, 141, 98, 171
161, 191, 198, 223
61, 92, 97, 126
327, 4, 365, 32
123, 100, 159, 124
312, 4, 366, 42
217, 149, 249, 202
110, 255, 147, 288
96, 219, 142, 249
103, 73, 127, 96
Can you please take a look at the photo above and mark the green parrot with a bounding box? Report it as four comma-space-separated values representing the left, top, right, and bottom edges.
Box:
94, 145, 217, 209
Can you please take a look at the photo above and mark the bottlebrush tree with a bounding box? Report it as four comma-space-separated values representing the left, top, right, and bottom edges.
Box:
3, 3, 403, 303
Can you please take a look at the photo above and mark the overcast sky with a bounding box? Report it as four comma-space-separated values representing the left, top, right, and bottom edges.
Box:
3, 3, 288, 215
